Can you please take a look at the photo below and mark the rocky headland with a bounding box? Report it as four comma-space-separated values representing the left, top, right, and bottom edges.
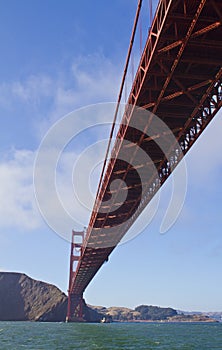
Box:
0, 272, 102, 322
90, 305, 217, 323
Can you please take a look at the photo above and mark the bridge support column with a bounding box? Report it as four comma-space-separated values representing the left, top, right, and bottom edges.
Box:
66, 230, 85, 322
66, 293, 84, 322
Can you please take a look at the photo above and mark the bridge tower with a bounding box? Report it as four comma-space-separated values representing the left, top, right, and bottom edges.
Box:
66, 230, 85, 322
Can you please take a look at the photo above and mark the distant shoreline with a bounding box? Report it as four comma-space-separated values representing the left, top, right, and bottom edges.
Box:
113, 319, 218, 323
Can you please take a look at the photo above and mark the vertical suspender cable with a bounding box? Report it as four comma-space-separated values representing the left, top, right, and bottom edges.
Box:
94, 0, 143, 203
125, 77, 127, 103
140, 11, 142, 56
149, 0, 153, 26
131, 50, 134, 84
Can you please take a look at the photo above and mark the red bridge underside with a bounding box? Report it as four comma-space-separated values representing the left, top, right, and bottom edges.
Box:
67, 0, 222, 320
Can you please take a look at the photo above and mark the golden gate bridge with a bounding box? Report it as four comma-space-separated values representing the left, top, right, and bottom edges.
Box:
66, 0, 222, 321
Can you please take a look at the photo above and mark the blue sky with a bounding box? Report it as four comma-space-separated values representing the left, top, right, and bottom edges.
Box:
0, 0, 222, 312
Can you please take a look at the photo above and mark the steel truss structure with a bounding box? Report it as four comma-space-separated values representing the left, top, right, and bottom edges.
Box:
67, 0, 222, 321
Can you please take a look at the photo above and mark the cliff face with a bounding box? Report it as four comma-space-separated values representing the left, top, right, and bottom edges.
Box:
0, 272, 104, 322
0, 272, 67, 321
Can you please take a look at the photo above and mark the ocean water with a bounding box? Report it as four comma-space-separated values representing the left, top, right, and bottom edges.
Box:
0, 322, 221, 349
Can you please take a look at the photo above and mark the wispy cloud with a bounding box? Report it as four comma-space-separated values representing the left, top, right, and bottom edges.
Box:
11, 75, 53, 102
0, 52, 123, 234
0, 51, 122, 136
0, 144, 106, 236
0, 149, 41, 230
47, 53, 122, 130
0, 75, 54, 110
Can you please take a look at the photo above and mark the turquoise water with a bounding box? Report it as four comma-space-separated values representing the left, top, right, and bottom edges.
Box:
0, 322, 221, 349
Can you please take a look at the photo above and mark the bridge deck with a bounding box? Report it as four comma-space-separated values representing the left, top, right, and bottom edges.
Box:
68, 0, 222, 301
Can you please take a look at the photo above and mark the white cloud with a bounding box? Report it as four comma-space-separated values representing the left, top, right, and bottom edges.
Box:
0, 52, 122, 137
0, 52, 123, 235
0, 149, 41, 230
0, 136, 109, 236
0, 75, 54, 109
71, 53, 121, 102
11, 75, 53, 102
46, 53, 122, 129
38, 53, 122, 138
